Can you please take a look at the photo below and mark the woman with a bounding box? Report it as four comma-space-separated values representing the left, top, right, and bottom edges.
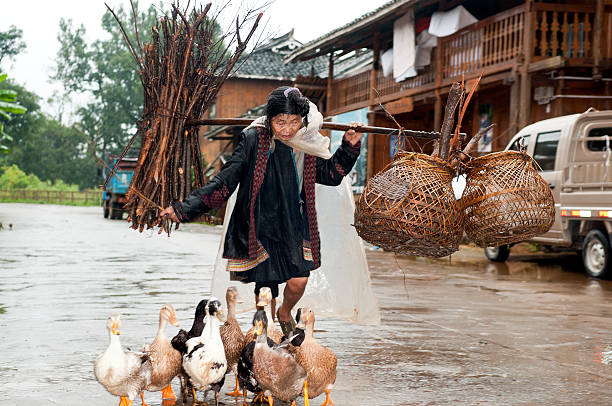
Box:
161, 86, 362, 335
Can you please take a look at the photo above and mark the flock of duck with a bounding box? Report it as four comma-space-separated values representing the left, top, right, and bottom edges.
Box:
94, 287, 337, 406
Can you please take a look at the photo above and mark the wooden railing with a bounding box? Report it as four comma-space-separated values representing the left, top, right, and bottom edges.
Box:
0, 189, 102, 205
327, 3, 605, 114
439, 5, 525, 80
532, 3, 595, 62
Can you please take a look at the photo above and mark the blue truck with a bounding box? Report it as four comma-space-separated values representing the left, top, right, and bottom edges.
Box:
102, 155, 138, 219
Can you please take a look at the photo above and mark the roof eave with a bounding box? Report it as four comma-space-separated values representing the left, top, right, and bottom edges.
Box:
286, 0, 415, 63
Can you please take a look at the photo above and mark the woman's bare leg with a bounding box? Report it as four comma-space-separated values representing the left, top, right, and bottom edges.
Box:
278, 277, 308, 321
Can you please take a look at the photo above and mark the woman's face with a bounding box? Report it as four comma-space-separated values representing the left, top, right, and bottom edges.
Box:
270, 113, 302, 141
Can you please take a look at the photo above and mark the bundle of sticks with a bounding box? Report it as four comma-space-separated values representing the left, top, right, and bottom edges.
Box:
105, 1, 262, 235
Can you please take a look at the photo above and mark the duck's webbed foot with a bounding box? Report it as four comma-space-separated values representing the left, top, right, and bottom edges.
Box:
252, 391, 265, 403
225, 374, 244, 397
161, 383, 177, 400
320, 389, 334, 406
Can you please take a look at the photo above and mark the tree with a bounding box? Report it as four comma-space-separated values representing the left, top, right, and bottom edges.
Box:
0, 72, 26, 152
0, 79, 97, 189
53, 4, 161, 178
0, 26, 26, 65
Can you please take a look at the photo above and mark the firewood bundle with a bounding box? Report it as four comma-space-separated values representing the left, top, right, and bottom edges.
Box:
105, 1, 261, 234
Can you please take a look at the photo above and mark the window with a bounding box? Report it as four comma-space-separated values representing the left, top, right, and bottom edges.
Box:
508, 134, 531, 151
533, 131, 560, 171
586, 127, 612, 152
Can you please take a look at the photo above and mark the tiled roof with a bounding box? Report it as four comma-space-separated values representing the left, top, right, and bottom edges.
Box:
233, 30, 328, 80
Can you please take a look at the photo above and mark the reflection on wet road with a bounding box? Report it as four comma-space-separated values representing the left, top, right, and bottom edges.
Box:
1, 203, 612, 405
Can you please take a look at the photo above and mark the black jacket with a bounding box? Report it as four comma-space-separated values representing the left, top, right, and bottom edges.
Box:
173, 127, 361, 265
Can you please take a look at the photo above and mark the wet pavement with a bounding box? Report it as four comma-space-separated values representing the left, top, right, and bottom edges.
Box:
1, 203, 612, 406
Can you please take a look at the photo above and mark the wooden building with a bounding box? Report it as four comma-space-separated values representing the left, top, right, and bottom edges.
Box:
287, 0, 612, 179
199, 30, 327, 173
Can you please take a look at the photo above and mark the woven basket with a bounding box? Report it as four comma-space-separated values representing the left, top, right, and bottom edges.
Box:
461, 150, 555, 247
354, 152, 463, 257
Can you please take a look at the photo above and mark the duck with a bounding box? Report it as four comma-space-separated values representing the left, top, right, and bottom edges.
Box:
94, 314, 152, 406
183, 298, 227, 406
252, 310, 307, 406
245, 287, 283, 345
141, 304, 181, 403
219, 287, 246, 397
237, 309, 277, 405
291, 307, 337, 406
171, 299, 208, 402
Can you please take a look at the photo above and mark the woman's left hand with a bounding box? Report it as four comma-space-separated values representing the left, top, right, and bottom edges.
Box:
343, 122, 363, 146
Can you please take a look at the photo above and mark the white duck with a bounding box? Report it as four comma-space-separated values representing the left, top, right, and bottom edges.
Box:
142, 304, 182, 403
183, 298, 227, 406
94, 314, 152, 406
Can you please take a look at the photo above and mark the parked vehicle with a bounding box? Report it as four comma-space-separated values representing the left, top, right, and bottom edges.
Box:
102, 155, 137, 220
485, 109, 612, 278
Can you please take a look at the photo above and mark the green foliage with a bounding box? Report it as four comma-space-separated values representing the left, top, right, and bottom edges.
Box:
0, 164, 78, 191
0, 26, 26, 65
52, 4, 161, 174
0, 72, 26, 153
0, 79, 97, 189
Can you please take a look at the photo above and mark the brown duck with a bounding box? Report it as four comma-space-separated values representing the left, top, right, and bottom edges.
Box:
292, 307, 337, 406
219, 286, 246, 397
141, 304, 181, 404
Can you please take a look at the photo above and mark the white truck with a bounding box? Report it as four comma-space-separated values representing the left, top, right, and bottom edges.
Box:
484, 109, 612, 279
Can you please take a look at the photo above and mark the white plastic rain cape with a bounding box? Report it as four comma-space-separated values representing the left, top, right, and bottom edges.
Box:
211, 174, 380, 325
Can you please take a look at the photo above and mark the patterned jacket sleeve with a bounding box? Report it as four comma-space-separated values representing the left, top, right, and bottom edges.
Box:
172, 134, 248, 222
315, 138, 362, 186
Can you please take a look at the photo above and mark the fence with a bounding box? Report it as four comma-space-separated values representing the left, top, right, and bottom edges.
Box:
0, 189, 102, 205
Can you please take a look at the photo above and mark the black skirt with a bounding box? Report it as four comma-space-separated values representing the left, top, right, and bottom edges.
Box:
231, 141, 313, 286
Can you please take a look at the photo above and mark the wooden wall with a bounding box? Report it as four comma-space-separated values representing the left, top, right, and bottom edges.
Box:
198, 78, 291, 173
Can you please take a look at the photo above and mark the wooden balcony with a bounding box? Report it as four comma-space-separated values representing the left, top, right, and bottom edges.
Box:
326, 2, 607, 115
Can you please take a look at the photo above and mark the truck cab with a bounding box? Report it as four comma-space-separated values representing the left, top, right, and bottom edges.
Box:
102, 155, 138, 220
485, 109, 612, 278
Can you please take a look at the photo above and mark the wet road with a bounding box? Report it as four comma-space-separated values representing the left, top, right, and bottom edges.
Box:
1, 203, 612, 405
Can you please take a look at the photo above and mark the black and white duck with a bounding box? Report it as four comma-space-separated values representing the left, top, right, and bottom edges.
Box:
94, 314, 152, 406
171, 299, 208, 402
183, 298, 227, 406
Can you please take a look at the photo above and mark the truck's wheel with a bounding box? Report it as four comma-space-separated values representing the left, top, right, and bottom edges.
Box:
582, 230, 611, 279
485, 245, 511, 262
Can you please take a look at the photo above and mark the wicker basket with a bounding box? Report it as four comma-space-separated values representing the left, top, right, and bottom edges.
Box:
461, 150, 555, 247
354, 152, 463, 257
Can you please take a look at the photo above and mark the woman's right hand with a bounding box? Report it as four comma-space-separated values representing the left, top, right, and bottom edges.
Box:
160, 206, 180, 223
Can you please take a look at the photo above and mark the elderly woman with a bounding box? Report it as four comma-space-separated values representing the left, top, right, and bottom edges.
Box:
161, 86, 362, 334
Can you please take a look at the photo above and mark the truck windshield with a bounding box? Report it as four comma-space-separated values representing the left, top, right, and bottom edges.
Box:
509, 135, 531, 151
534, 131, 560, 171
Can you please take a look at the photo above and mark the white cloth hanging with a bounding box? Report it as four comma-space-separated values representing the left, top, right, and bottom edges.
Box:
393, 9, 416, 82
428, 5, 477, 37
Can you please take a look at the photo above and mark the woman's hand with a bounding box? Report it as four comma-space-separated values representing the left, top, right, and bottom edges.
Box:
160, 206, 180, 223
343, 121, 363, 146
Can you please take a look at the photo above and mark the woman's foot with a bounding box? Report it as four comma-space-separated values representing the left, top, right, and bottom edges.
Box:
276, 306, 296, 336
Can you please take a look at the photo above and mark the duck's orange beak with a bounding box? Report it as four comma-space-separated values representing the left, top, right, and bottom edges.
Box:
169, 312, 180, 327
112, 321, 122, 335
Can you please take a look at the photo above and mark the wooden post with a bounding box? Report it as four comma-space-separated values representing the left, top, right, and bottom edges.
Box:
434, 89, 442, 132
593, 0, 604, 78
326, 52, 334, 114
367, 33, 380, 181
434, 44, 443, 131
519, 0, 534, 129
509, 75, 520, 137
